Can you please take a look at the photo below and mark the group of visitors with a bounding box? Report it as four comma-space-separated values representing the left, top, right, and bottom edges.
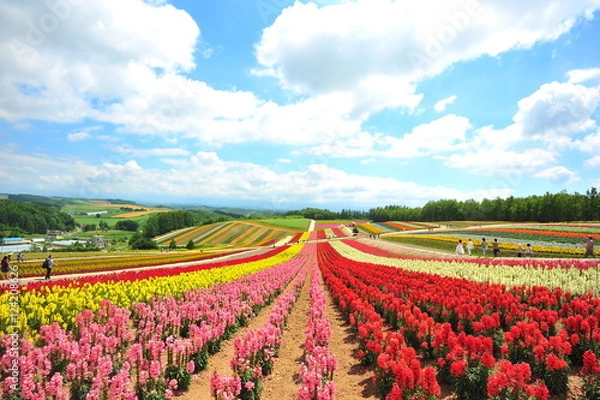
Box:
1, 253, 54, 281
455, 236, 595, 258
455, 237, 533, 258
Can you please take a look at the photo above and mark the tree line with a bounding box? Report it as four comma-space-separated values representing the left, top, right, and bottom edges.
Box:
0, 200, 76, 237
368, 188, 600, 222
285, 188, 600, 223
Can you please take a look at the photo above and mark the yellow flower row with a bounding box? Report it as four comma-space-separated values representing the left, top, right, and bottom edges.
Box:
14, 249, 244, 277
299, 232, 311, 241
331, 241, 599, 296
0, 245, 303, 339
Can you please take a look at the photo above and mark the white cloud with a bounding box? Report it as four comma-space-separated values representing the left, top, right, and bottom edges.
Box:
110, 145, 191, 158
513, 82, 600, 140
533, 166, 578, 184
67, 131, 91, 142
0, 0, 200, 122
255, 0, 599, 99
434, 95, 458, 112
441, 148, 558, 173
312, 114, 471, 158
573, 129, 600, 154
584, 155, 600, 168
566, 67, 600, 84
1, 0, 599, 155
0, 149, 515, 208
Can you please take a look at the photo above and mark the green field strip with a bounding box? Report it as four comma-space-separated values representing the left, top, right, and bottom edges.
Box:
171, 225, 215, 245
193, 222, 234, 245
230, 225, 262, 245
197, 221, 243, 245
220, 223, 254, 245
251, 218, 311, 231
241, 226, 272, 245
157, 226, 198, 245
251, 228, 275, 244
263, 229, 287, 243
371, 222, 395, 232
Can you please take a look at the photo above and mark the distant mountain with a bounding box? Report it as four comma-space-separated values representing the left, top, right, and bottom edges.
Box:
169, 204, 285, 218
1, 193, 287, 218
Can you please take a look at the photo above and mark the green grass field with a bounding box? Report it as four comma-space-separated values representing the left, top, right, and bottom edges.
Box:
62, 200, 168, 229
254, 218, 311, 231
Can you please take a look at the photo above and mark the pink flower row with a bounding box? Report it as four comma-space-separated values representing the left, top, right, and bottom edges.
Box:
0, 248, 312, 400
297, 261, 336, 400
211, 244, 313, 400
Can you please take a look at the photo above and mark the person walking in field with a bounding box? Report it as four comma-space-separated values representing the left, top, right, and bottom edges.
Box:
1, 254, 11, 280
466, 239, 474, 256
492, 239, 500, 257
43, 254, 54, 280
584, 236, 595, 258
525, 243, 533, 258
481, 238, 488, 257
455, 239, 465, 256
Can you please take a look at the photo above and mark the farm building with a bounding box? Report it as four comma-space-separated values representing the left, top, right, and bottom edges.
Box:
86, 211, 108, 216
91, 235, 105, 248
51, 240, 84, 249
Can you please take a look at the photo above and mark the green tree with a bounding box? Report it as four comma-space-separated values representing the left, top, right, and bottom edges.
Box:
115, 220, 139, 231
186, 240, 195, 250
169, 239, 177, 250
129, 232, 158, 250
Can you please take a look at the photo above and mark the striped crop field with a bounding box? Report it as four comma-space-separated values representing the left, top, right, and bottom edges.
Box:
158, 224, 222, 246
387, 221, 600, 257
356, 222, 386, 235
112, 209, 171, 218
163, 221, 295, 247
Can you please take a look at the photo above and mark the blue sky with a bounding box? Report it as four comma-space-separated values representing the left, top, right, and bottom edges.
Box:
1, 0, 600, 211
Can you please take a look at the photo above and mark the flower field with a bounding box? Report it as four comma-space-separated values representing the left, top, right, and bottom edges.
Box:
5, 249, 247, 278
158, 221, 294, 247
388, 222, 600, 258
1, 238, 600, 399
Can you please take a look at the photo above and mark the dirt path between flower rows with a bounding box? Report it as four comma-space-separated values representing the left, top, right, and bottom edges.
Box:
177, 255, 379, 399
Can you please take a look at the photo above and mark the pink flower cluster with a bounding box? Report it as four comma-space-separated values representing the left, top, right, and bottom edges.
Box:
0, 248, 311, 399
212, 245, 313, 400
298, 261, 336, 400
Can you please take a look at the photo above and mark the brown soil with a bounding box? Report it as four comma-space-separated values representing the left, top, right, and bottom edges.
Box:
176, 253, 379, 399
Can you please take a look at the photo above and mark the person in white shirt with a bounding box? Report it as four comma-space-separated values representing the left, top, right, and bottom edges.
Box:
466, 239, 474, 256
455, 239, 465, 256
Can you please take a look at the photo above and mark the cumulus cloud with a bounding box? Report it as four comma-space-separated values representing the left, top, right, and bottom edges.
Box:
533, 166, 578, 184
0, 0, 200, 122
573, 129, 600, 154
567, 67, 600, 84
67, 131, 91, 142
0, 149, 514, 208
311, 114, 471, 158
110, 145, 191, 158
584, 155, 600, 168
1, 0, 598, 153
441, 148, 558, 173
255, 0, 598, 98
513, 82, 600, 141
434, 95, 458, 112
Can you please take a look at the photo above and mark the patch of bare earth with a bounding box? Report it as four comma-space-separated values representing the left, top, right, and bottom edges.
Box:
177, 262, 378, 399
